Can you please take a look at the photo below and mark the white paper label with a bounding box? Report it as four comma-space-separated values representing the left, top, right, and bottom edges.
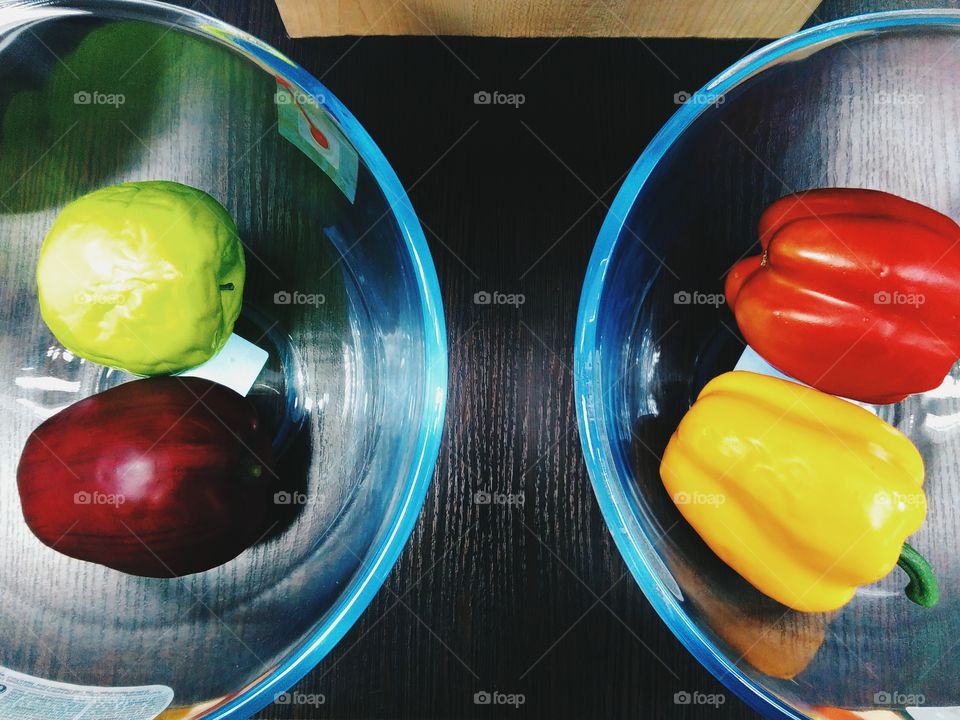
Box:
734, 345, 877, 414
908, 708, 960, 719
0, 666, 173, 719
733, 345, 794, 381
179, 333, 269, 397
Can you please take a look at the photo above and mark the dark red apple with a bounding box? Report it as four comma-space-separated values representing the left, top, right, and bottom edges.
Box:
17, 377, 274, 577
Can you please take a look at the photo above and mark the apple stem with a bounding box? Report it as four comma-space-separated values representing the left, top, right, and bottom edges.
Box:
220, 283, 235, 291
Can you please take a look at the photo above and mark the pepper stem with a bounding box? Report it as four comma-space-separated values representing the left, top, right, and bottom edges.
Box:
220, 283, 235, 291
898, 542, 939, 608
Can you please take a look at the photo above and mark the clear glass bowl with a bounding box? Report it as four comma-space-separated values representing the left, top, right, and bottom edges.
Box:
576, 10, 960, 719
0, 2, 446, 718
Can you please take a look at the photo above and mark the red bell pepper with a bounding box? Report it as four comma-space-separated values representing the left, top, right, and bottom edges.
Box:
725, 188, 960, 404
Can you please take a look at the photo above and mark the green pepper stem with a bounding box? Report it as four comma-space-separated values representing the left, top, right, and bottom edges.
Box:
219, 283, 234, 291
898, 542, 939, 608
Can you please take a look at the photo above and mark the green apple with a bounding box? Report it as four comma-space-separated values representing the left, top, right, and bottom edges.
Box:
37, 181, 245, 375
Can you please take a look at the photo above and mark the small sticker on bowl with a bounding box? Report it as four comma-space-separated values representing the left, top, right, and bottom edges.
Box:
276, 77, 359, 203
0, 665, 173, 719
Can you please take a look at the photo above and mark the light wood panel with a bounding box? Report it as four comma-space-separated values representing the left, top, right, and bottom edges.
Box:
274, 0, 818, 38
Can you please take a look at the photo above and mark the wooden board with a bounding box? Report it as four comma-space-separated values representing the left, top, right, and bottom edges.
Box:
274, 0, 819, 38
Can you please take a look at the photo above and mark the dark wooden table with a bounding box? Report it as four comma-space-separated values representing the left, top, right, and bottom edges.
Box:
150, 2, 959, 718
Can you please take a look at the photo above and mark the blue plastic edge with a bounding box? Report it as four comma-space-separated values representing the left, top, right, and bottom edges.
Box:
573, 10, 960, 720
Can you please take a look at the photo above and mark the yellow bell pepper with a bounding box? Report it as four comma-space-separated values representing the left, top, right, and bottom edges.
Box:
660, 371, 937, 613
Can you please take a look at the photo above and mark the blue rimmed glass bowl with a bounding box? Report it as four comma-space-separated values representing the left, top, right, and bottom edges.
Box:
576, 10, 960, 719
0, 1, 446, 718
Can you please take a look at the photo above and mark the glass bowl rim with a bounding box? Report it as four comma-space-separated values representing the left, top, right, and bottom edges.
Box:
573, 9, 960, 720
0, 1, 449, 717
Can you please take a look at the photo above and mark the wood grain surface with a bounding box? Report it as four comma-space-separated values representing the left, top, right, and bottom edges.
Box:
273, 0, 816, 39
10, 0, 959, 718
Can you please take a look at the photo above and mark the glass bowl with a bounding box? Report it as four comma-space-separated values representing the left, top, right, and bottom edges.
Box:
0, 1, 446, 718
575, 10, 960, 720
